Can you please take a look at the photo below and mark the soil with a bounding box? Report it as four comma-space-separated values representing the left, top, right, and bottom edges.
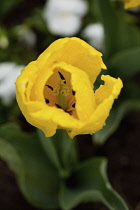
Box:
0, 111, 140, 210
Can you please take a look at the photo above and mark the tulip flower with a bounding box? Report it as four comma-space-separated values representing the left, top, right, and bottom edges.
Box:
121, 0, 140, 9
16, 37, 123, 138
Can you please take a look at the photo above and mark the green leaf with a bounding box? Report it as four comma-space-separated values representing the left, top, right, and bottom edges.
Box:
59, 158, 128, 210
38, 129, 78, 178
121, 81, 140, 100
93, 100, 140, 144
0, 137, 22, 175
0, 124, 59, 209
0, 0, 21, 19
94, 0, 140, 57
29, 8, 48, 32
109, 47, 140, 79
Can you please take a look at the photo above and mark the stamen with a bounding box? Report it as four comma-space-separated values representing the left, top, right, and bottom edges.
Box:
55, 103, 62, 109
72, 90, 75, 95
72, 103, 75, 108
53, 80, 70, 111
45, 72, 76, 115
46, 85, 53, 91
45, 98, 50, 103
66, 110, 72, 115
58, 71, 66, 84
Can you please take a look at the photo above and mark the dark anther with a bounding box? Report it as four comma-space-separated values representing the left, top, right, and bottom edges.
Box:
72, 103, 75, 108
45, 98, 50, 103
55, 103, 62, 109
72, 90, 75, 95
66, 110, 72, 115
58, 71, 66, 84
46, 85, 53, 91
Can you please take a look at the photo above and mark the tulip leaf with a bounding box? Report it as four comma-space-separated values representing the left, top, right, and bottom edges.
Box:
0, 124, 59, 209
0, 137, 22, 175
94, 0, 139, 57
109, 47, 140, 79
38, 129, 78, 177
59, 158, 128, 210
93, 99, 140, 144
0, 0, 21, 19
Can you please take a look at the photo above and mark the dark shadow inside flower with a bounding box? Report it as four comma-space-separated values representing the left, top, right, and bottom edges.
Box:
43, 68, 77, 118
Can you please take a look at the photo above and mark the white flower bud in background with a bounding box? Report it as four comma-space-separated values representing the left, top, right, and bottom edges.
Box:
0, 62, 24, 105
0, 29, 9, 49
0, 35, 9, 49
15, 25, 36, 48
43, 0, 88, 36
82, 23, 105, 51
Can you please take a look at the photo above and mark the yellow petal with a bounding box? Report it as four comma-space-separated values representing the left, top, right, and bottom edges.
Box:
68, 75, 123, 138
16, 60, 81, 137
122, 0, 140, 9
37, 37, 106, 84
95, 75, 123, 105
30, 61, 96, 135
52, 62, 97, 121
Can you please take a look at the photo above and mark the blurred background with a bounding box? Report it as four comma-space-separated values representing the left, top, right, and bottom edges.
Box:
0, 0, 140, 209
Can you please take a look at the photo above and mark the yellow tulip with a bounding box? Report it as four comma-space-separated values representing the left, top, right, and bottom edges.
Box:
16, 37, 123, 138
121, 0, 140, 9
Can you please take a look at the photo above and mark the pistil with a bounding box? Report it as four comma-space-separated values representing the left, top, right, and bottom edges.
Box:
53, 80, 70, 111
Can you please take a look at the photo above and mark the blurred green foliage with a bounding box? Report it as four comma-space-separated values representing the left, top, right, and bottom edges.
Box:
0, 0, 21, 19
0, 0, 140, 209
93, 0, 140, 143
0, 124, 128, 210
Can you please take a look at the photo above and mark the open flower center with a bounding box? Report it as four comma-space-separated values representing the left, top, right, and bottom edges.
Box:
53, 79, 70, 111
43, 69, 76, 116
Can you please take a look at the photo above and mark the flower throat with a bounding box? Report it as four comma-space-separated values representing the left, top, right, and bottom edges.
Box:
44, 71, 75, 114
